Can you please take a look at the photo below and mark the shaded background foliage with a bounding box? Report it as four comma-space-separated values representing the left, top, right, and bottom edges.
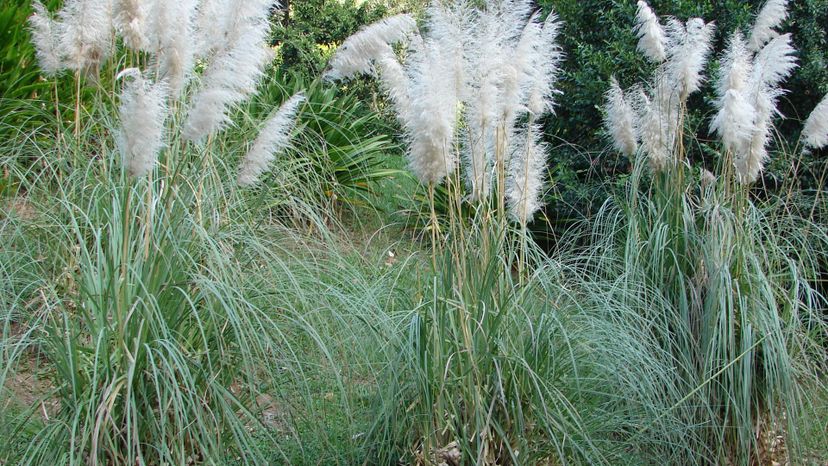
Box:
274, 0, 389, 76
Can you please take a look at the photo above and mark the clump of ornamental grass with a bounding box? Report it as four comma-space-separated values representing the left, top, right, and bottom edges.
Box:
326, 0, 563, 239
324, 1, 591, 461
4, 1, 317, 463
0, 123, 299, 465
600, 1, 828, 464
364, 224, 700, 465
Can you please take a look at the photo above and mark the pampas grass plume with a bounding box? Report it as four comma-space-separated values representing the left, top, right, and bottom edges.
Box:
183, 0, 276, 142
405, 41, 460, 185
527, 13, 563, 116
114, 0, 150, 50
238, 92, 305, 186
604, 76, 638, 157
116, 68, 168, 177
802, 94, 828, 151
634, 1, 667, 63
148, 0, 197, 96
751, 33, 797, 88
735, 33, 797, 183
748, 0, 788, 52
710, 32, 755, 159
58, 0, 114, 73
507, 125, 548, 225
633, 88, 671, 171
375, 45, 411, 119
29, 2, 64, 75
666, 17, 715, 99
325, 14, 417, 81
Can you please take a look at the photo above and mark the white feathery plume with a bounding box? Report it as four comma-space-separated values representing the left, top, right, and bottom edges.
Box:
462, 2, 509, 200
750, 33, 797, 89
665, 17, 715, 100
462, 0, 533, 198
500, 12, 543, 127
710, 32, 755, 159
424, 1, 468, 96
193, 0, 231, 58
58, 0, 114, 73
375, 45, 411, 120
736, 125, 769, 183
113, 0, 151, 50
28, 2, 65, 75
634, 0, 667, 63
116, 68, 168, 177
462, 116, 495, 200
802, 94, 828, 151
748, 0, 788, 52
462, 1, 561, 198
238, 93, 305, 186
739, 87, 779, 183
526, 13, 563, 116
404, 29, 461, 185
735, 33, 797, 183
507, 124, 548, 225
604, 76, 638, 157
183, 0, 276, 142
325, 14, 418, 81
147, 0, 197, 96
714, 31, 753, 98
633, 88, 672, 171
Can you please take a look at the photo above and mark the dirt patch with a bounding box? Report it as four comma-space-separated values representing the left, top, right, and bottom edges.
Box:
1, 342, 59, 420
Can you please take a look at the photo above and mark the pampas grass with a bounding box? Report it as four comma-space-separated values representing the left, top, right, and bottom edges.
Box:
193, 0, 231, 58
116, 67, 168, 177
606, 7, 713, 173
802, 94, 828, 151
404, 34, 461, 185
633, 88, 672, 171
374, 46, 411, 118
324, 14, 417, 81
113, 0, 150, 51
748, 0, 788, 52
237, 92, 305, 186
736, 33, 797, 183
58, 0, 114, 73
664, 17, 715, 100
182, 0, 276, 142
634, 0, 667, 63
526, 13, 563, 115
147, 0, 197, 96
506, 124, 547, 224
328, 0, 562, 226
604, 76, 638, 157
710, 32, 755, 160
28, 2, 64, 75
